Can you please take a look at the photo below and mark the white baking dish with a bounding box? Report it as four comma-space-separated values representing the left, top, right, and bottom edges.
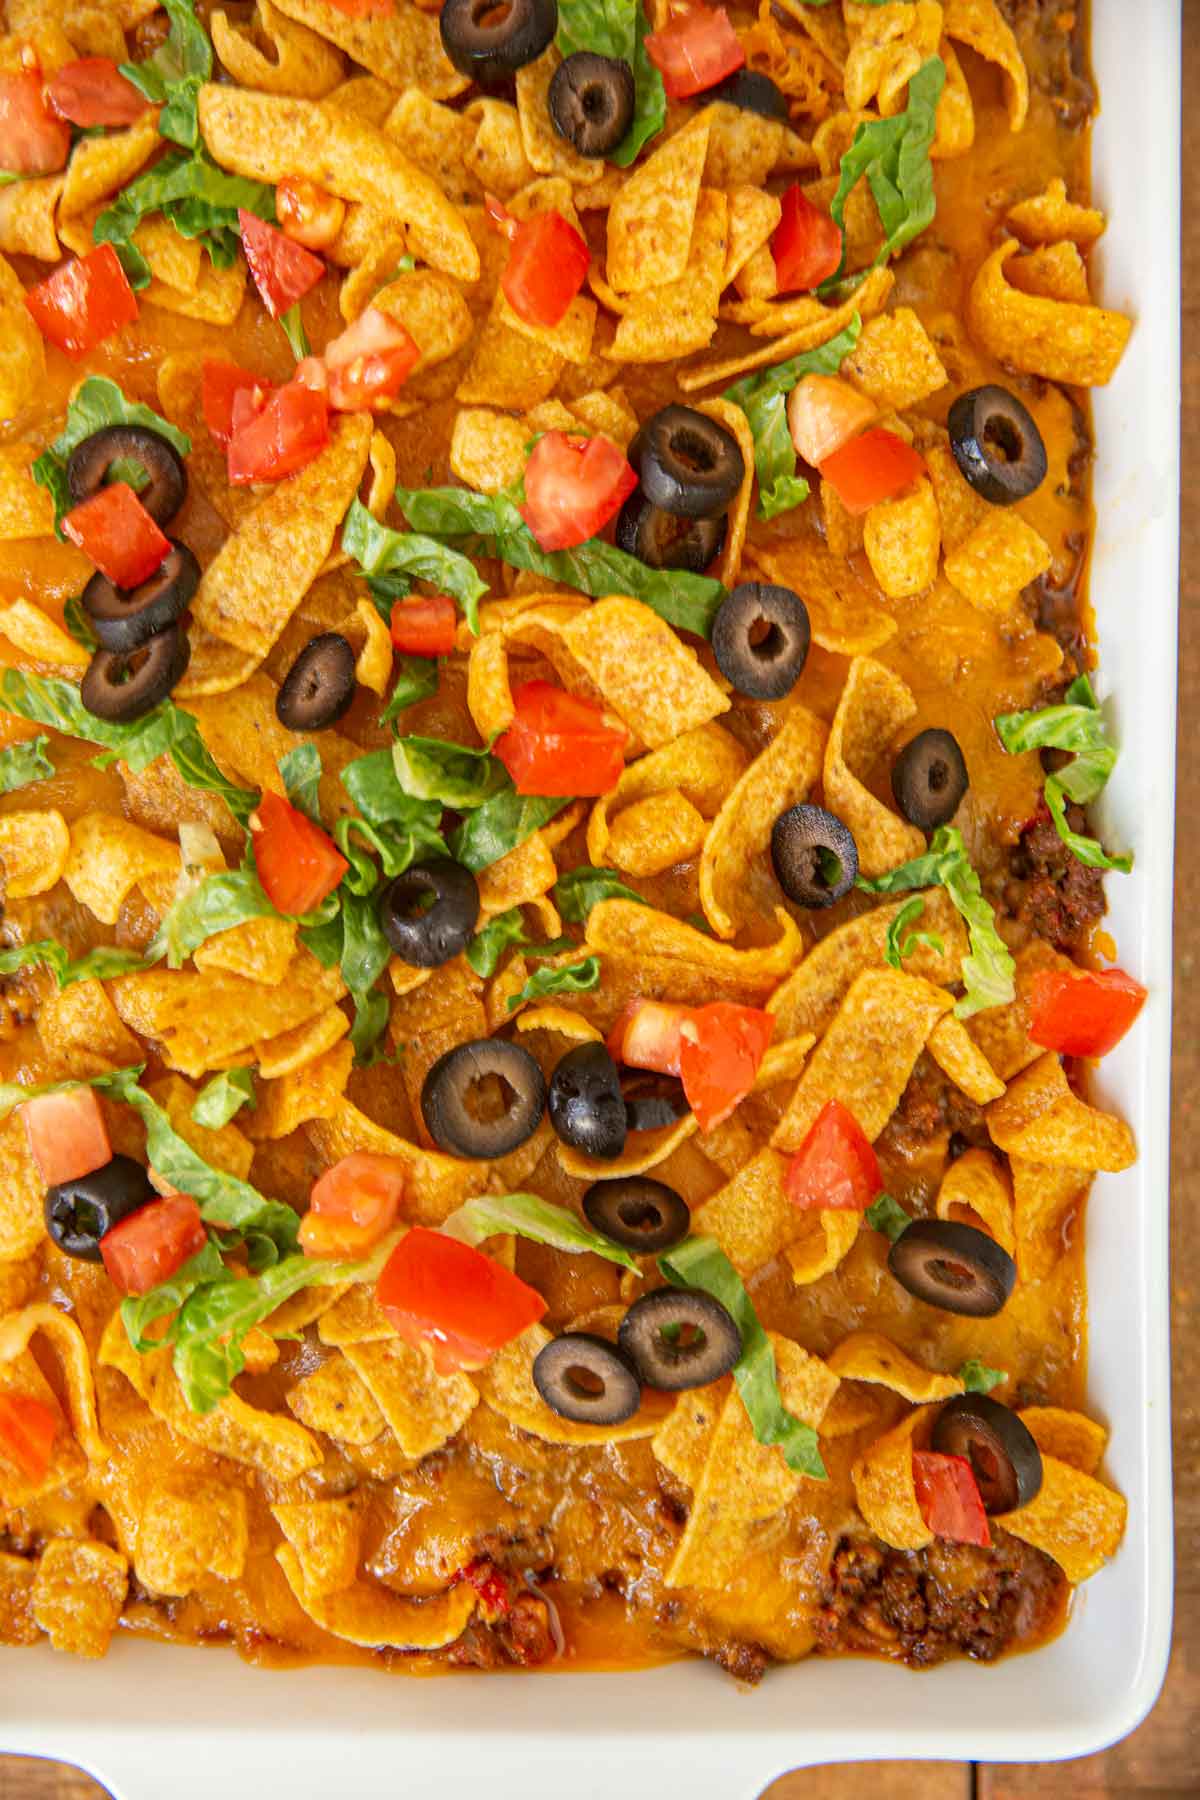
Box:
0, 3, 1179, 1791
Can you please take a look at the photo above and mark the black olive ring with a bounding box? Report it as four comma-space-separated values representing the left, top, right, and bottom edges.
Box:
618, 1287, 742, 1391
888, 1219, 1017, 1318
82, 540, 199, 654
421, 1038, 546, 1160
532, 1332, 643, 1426
708, 68, 789, 120
622, 1071, 690, 1133
711, 582, 811, 701
276, 632, 358, 733
932, 1393, 1044, 1513
948, 384, 1048, 507
548, 1041, 627, 1161
549, 51, 635, 159
45, 1155, 155, 1262
67, 424, 188, 526
380, 858, 481, 969
439, 0, 558, 88
771, 803, 859, 909
615, 492, 727, 575
631, 405, 746, 520
582, 1177, 690, 1254
892, 728, 969, 832
80, 623, 191, 723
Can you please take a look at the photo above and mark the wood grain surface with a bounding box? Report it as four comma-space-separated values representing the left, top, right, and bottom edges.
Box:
2, 15, 1196, 1800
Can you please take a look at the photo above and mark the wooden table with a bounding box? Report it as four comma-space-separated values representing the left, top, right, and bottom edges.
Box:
3, 18, 1196, 1800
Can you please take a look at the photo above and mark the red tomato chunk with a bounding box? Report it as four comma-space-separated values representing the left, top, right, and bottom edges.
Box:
1028, 966, 1147, 1059
772, 186, 843, 293
300, 1152, 405, 1259
785, 1098, 881, 1210
0, 69, 71, 174
678, 1001, 773, 1131
324, 306, 420, 411
390, 593, 456, 656
202, 359, 273, 447
0, 1392, 58, 1483
227, 381, 330, 484
239, 209, 325, 319
253, 790, 348, 916
377, 1228, 547, 1374
645, 5, 744, 100
495, 680, 627, 797
912, 1450, 992, 1548
502, 210, 591, 329
101, 1194, 207, 1297
63, 483, 170, 590
819, 427, 925, 515
45, 58, 147, 128
20, 1086, 111, 1187
25, 243, 139, 357
519, 431, 637, 552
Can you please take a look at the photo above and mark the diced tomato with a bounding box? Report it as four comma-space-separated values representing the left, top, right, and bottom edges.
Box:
25, 243, 139, 357
519, 431, 637, 553
785, 1098, 881, 1211
45, 58, 147, 128
239, 209, 325, 319
390, 593, 456, 657
494, 679, 627, 798
912, 1450, 992, 1548
62, 482, 170, 589
275, 176, 346, 252
20, 1086, 110, 1187
644, 5, 744, 100
678, 1001, 773, 1132
100, 1194, 206, 1297
819, 427, 926, 515
772, 185, 843, 294
294, 355, 329, 393
788, 374, 876, 468
300, 1152, 405, 1259
253, 789, 348, 916
376, 1227, 547, 1374
226, 380, 329, 485
608, 1000, 692, 1078
0, 1392, 58, 1484
0, 69, 71, 175
1028, 966, 1147, 1059
502, 210, 590, 330
202, 358, 274, 447
324, 305, 420, 411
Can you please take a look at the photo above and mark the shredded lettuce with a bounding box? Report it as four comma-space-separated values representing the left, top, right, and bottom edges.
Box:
450, 785, 570, 873
958, 1357, 1007, 1395
507, 954, 602, 1012
465, 908, 572, 979
883, 895, 945, 971
119, 0, 212, 148
553, 865, 647, 922
0, 940, 157, 990
380, 656, 439, 729
821, 56, 946, 294
994, 674, 1132, 873
391, 735, 507, 811
0, 734, 53, 795
191, 1068, 256, 1130
658, 1236, 827, 1480
858, 825, 1015, 1017
278, 742, 323, 824
724, 321, 862, 521
32, 378, 191, 532
342, 499, 488, 636
864, 1193, 911, 1243
442, 1192, 639, 1272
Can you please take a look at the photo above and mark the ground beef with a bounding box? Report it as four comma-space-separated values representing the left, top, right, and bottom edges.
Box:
999, 0, 1096, 127
895, 1053, 989, 1148
1007, 803, 1106, 950
815, 1532, 1066, 1667
713, 1639, 770, 1685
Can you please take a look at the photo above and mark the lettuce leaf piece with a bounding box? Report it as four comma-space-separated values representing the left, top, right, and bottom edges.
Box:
278, 742, 323, 824
63, 594, 99, 651
450, 784, 569, 873
191, 1067, 255, 1130
724, 320, 862, 521
341, 747, 444, 830
392, 735, 507, 810
0, 734, 53, 795
280, 302, 309, 362
380, 655, 439, 728
342, 499, 488, 636
0, 671, 258, 825
32, 377, 191, 533
883, 895, 945, 970
148, 859, 278, 969
442, 1191, 639, 1272
334, 889, 393, 1062
821, 57, 945, 294
958, 1357, 1007, 1395
119, 0, 212, 148
94, 1067, 300, 1251
552, 865, 646, 923
465, 908, 572, 978
858, 825, 1015, 1018
0, 940, 157, 990
95, 148, 276, 278
658, 1236, 827, 1480
120, 1237, 228, 1353
393, 485, 725, 639
507, 954, 601, 1012
994, 673, 1132, 873
864, 1193, 911, 1244
555, 0, 666, 166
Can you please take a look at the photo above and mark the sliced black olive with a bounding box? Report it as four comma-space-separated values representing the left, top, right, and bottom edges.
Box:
45, 1155, 155, 1262
439, 0, 557, 88
80, 623, 190, 723
630, 406, 745, 520
618, 1288, 742, 1391
548, 1041, 626, 1160
891, 727, 969, 832
532, 1332, 642, 1425
421, 1038, 546, 1159
67, 425, 187, 526
932, 1393, 1044, 1513
947, 384, 1048, 506
549, 51, 634, 158
708, 67, 789, 120
82, 541, 199, 654
888, 1219, 1016, 1318
771, 803, 858, 908
614, 492, 727, 575
582, 1177, 689, 1253
622, 1071, 689, 1133
711, 582, 810, 700
380, 858, 480, 969
276, 633, 357, 732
